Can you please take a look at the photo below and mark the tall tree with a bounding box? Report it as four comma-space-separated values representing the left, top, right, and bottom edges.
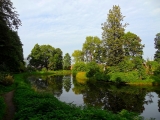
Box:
82, 36, 102, 63
0, 0, 24, 72
63, 53, 71, 70
72, 50, 84, 63
122, 32, 144, 58
154, 33, 160, 63
101, 5, 128, 66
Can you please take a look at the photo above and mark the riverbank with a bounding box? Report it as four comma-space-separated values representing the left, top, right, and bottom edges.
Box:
75, 71, 160, 85
1, 72, 143, 120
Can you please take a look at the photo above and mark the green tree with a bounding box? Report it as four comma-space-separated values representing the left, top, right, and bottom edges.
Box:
28, 44, 56, 71
72, 50, 84, 63
0, 0, 24, 72
82, 36, 102, 63
53, 48, 63, 70
154, 33, 160, 63
122, 32, 144, 58
101, 5, 128, 66
63, 53, 71, 70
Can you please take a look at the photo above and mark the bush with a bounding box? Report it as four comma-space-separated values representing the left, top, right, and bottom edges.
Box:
108, 71, 139, 82
0, 73, 14, 86
86, 62, 100, 78
95, 72, 110, 81
0, 97, 6, 120
72, 62, 87, 76
42, 67, 47, 72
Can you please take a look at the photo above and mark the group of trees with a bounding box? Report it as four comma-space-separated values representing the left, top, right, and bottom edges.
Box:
72, 5, 144, 67
0, 0, 24, 72
71, 5, 160, 81
27, 44, 71, 71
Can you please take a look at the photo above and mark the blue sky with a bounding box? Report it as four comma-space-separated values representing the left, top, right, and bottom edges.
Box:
12, 0, 160, 60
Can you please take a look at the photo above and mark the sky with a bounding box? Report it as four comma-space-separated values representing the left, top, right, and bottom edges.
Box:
12, 0, 160, 60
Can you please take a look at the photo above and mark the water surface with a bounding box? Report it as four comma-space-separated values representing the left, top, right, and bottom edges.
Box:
27, 75, 160, 119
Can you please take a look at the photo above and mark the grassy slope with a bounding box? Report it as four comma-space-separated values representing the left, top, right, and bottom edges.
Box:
13, 73, 142, 120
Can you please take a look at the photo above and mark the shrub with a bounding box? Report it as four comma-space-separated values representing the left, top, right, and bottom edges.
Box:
72, 62, 87, 76
0, 97, 6, 120
76, 72, 88, 80
108, 71, 139, 82
86, 61, 100, 78
41, 67, 47, 72
0, 73, 14, 86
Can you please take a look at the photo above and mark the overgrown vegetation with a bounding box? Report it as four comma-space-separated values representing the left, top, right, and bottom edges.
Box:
71, 5, 160, 85
0, 97, 6, 120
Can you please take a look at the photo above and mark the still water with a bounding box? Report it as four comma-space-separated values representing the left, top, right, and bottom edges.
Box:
27, 75, 160, 119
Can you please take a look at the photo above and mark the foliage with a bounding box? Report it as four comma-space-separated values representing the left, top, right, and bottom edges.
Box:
102, 5, 127, 66
0, 96, 6, 120
72, 50, 84, 63
122, 32, 144, 57
0, 0, 21, 30
76, 72, 88, 80
132, 57, 147, 79
0, 73, 14, 86
118, 57, 134, 72
86, 61, 100, 78
154, 33, 160, 63
0, 0, 24, 73
82, 36, 102, 63
53, 48, 63, 70
63, 53, 71, 70
72, 62, 87, 76
28, 44, 63, 71
108, 71, 139, 83
0, 29, 24, 72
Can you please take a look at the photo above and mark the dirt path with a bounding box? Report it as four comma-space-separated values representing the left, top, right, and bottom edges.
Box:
2, 91, 15, 120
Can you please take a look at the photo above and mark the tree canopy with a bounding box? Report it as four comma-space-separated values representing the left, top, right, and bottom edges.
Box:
27, 44, 63, 71
63, 53, 71, 70
122, 32, 144, 58
72, 50, 84, 63
0, 0, 21, 30
82, 36, 102, 63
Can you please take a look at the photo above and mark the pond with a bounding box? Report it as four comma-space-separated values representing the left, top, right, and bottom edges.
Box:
27, 75, 160, 119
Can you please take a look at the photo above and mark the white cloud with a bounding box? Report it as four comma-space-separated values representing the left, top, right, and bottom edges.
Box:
12, 0, 160, 59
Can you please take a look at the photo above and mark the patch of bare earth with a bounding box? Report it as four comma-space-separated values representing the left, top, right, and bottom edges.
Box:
2, 91, 15, 120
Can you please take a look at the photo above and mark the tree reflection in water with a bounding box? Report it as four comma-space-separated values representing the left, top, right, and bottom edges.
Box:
28, 75, 160, 116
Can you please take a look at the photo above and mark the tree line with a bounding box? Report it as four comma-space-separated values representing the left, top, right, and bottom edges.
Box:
72, 5, 160, 81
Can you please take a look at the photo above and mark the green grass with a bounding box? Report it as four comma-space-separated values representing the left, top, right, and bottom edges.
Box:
13, 73, 142, 120
26, 70, 71, 76
0, 96, 6, 120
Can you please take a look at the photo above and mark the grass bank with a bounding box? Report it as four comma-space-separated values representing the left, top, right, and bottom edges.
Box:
75, 71, 160, 85
13, 73, 142, 120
